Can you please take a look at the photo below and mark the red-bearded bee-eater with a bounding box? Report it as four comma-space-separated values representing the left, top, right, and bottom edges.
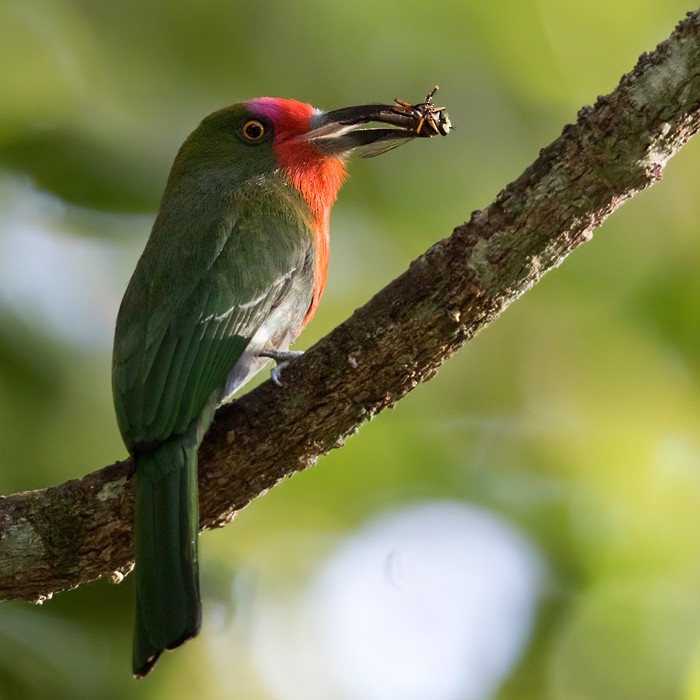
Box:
112, 94, 450, 677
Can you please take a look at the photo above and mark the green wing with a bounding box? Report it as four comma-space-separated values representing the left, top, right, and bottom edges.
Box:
112, 184, 314, 451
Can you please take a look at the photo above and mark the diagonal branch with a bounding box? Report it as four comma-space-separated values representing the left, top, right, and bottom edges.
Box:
2, 10, 700, 603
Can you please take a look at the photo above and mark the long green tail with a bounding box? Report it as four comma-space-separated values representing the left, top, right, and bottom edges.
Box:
132, 426, 201, 678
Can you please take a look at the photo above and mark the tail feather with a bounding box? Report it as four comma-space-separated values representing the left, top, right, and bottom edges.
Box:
132, 429, 201, 678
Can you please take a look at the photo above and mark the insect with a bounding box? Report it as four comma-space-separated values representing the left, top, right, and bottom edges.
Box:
334, 86, 451, 158
393, 85, 451, 137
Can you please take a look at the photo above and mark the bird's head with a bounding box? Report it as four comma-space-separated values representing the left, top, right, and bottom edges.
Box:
170, 96, 446, 222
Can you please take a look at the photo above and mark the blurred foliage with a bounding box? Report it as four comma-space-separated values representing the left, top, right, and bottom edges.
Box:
1, 1, 700, 699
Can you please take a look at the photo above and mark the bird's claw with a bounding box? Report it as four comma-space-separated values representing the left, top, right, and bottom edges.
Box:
257, 350, 304, 386
270, 362, 289, 387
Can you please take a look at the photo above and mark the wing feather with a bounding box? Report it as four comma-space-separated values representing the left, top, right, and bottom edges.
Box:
113, 184, 314, 450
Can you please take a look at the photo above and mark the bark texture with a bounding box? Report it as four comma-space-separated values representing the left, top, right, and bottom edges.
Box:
2, 11, 700, 602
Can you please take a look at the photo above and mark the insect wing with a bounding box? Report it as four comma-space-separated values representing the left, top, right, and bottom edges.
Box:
358, 133, 416, 158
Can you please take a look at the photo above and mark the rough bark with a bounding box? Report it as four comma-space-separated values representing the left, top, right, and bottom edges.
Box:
2, 11, 700, 603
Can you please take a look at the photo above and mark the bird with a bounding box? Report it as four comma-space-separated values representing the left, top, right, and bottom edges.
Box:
111, 94, 448, 678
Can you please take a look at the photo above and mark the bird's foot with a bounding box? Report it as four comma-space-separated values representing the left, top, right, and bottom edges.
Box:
257, 350, 304, 386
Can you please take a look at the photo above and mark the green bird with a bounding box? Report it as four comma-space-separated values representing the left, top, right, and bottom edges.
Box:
112, 94, 449, 677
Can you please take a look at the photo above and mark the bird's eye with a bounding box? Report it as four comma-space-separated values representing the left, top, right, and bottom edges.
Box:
241, 120, 266, 141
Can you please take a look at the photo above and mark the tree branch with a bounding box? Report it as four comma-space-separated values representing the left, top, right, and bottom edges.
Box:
3, 10, 700, 603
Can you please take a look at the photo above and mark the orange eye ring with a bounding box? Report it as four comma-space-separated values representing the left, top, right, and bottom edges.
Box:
242, 120, 266, 141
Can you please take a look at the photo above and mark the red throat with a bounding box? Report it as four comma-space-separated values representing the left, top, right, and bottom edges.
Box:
248, 98, 348, 327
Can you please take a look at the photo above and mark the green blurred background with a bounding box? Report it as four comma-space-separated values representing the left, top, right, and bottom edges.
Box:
2, 1, 700, 698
